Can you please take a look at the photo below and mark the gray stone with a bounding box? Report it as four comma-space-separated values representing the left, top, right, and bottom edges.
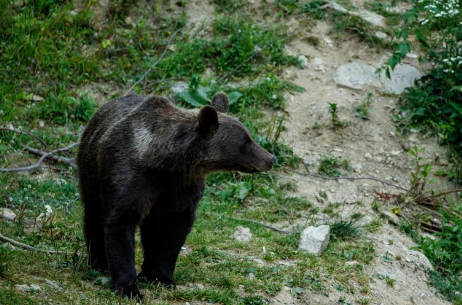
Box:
323, 1, 385, 27
15, 284, 30, 293
333, 62, 377, 90
406, 250, 434, 270
375, 31, 389, 39
0, 208, 16, 221
233, 226, 252, 243
312, 57, 326, 72
248, 273, 256, 280
29, 284, 41, 292
299, 225, 330, 255
378, 64, 422, 95
355, 10, 386, 27
171, 82, 188, 94
45, 279, 62, 290
333, 62, 422, 95
298, 55, 309, 69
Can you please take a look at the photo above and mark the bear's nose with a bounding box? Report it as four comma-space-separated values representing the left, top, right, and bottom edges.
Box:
270, 155, 277, 165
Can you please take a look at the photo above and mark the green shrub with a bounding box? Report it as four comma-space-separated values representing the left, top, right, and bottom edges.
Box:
383, 0, 462, 179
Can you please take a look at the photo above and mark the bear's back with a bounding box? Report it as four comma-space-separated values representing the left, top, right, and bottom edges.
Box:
77, 95, 146, 180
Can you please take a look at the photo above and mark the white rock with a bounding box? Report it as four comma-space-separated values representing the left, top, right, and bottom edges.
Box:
333, 62, 422, 94
298, 55, 309, 69
29, 284, 41, 292
333, 62, 377, 90
323, 36, 334, 47
355, 10, 386, 27
0, 208, 16, 221
299, 225, 330, 255
312, 57, 326, 72
195, 283, 205, 290
385, 6, 406, 14
406, 250, 434, 270
378, 64, 423, 95
45, 279, 62, 290
406, 53, 419, 59
248, 273, 256, 280
233, 226, 252, 243
365, 152, 372, 159
171, 82, 188, 94
322, 1, 386, 27
375, 31, 388, 39
383, 211, 399, 225
15, 284, 30, 292
314, 191, 325, 203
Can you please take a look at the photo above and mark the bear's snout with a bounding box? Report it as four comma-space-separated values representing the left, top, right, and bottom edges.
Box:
252, 150, 276, 172
270, 155, 277, 165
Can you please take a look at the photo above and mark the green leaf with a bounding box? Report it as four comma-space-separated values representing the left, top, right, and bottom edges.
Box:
197, 85, 211, 102
228, 91, 243, 104
178, 91, 208, 107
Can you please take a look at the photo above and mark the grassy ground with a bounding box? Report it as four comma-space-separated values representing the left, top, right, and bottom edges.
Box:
0, 1, 381, 304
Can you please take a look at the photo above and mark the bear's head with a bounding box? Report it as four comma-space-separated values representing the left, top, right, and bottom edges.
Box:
197, 92, 276, 173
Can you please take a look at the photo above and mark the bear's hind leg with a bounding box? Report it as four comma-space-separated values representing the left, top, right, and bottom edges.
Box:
82, 190, 108, 271
139, 210, 196, 287
104, 209, 142, 299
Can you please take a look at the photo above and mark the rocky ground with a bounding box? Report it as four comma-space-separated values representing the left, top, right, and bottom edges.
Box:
271, 7, 453, 305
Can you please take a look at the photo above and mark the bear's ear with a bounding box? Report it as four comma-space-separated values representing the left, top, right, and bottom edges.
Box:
211, 92, 229, 113
198, 105, 219, 133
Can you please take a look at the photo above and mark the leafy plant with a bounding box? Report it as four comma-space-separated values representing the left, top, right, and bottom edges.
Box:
275, 0, 300, 15
300, 0, 326, 19
407, 146, 433, 198
318, 156, 350, 177
328, 103, 347, 128
177, 76, 242, 108
354, 93, 373, 120
381, 0, 462, 181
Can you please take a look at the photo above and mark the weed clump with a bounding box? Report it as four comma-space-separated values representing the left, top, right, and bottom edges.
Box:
318, 156, 351, 177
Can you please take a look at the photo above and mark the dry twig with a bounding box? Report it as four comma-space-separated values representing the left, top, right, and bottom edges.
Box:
0, 143, 78, 172
0, 233, 64, 254
0, 127, 47, 147
23, 145, 76, 168
285, 168, 409, 192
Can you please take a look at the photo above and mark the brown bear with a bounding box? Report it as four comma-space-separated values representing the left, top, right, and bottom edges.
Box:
77, 92, 275, 299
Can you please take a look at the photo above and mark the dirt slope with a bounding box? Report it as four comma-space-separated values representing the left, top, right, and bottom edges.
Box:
278, 19, 452, 305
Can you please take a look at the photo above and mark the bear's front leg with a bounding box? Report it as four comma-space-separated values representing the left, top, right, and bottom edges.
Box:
104, 210, 142, 299
139, 209, 196, 287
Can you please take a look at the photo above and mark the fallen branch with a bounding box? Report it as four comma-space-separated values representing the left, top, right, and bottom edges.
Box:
208, 212, 296, 234
0, 233, 64, 254
0, 127, 47, 147
23, 145, 76, 168
124, 30, 180, 97
417, 189, 462, 202
0, 142, 78, 172
285, 168, 409, 192
227, 216, 297, 234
